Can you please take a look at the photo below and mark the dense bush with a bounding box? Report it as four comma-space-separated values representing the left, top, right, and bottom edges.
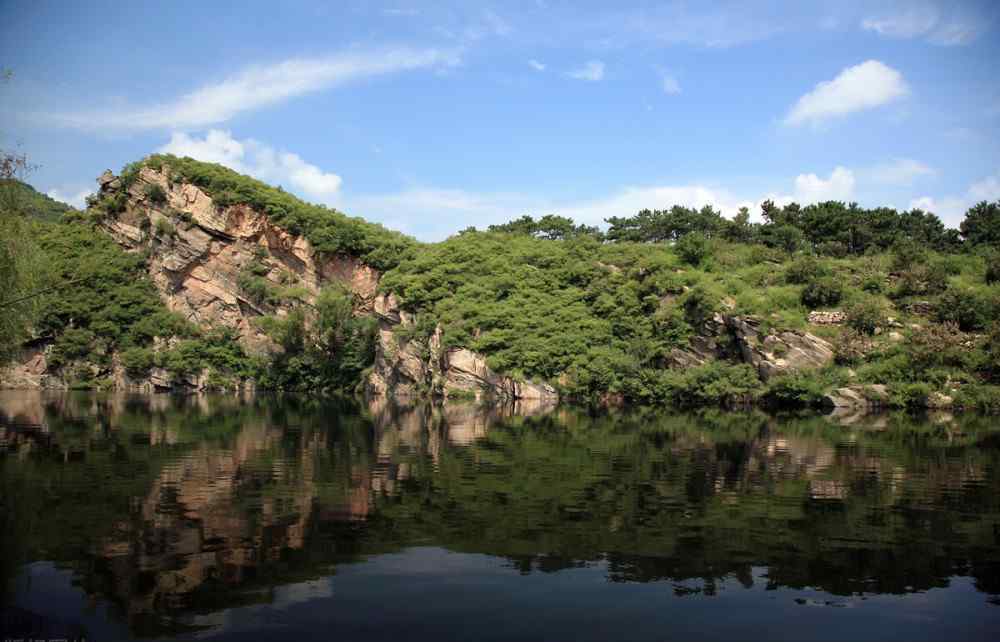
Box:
144, 183, 167, 204
846, 297, 887, 336
935, 287, 994, 331
675, 232, 710, 266
785, 256, 830, 285
800, 278, 843, 308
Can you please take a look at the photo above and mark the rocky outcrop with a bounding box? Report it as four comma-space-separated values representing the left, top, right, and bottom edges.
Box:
666, 313, 835, 380
808, 310, 845, 325
823, 384, 889, 409
726, 316, 835, 380
97, 166, 379, 352
366, 293, 558, 401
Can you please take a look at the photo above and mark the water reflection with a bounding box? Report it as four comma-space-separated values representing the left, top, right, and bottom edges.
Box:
1, 392, 999, 640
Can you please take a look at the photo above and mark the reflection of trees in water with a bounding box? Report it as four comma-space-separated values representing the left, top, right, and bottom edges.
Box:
2, 391, 1000, 635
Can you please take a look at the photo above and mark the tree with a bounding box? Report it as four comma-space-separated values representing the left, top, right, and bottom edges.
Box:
960, 201, 1000, 246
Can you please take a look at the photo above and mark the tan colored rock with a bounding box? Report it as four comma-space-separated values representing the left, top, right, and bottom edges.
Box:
726, 316, 834, 380
823, 384, 889, 409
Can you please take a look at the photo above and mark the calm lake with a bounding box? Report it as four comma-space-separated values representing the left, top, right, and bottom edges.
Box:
1, 391, 999, 641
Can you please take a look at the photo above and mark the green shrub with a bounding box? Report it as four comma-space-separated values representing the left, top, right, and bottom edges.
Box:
762, 373, 826, 408
954, 384, 1000, 413
785, 256, 830, 285
145, 183, 167, 204
891, 239, 927, 272
845, 297, 886, 336
120, 347, 154, 377
889, 382, 933, 409
986, 255, 999, 285
800, 278, 843, 308
816, 241, 848, 258
935, 287, 994, 331
675, 232, 710, 266
661, 362, 761, 407
154, 217, 175, 237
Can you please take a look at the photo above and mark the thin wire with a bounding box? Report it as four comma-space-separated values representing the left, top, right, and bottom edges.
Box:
0, 276, 91, 309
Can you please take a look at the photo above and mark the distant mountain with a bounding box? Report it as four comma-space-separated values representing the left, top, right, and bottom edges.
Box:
0, 179, 79, 222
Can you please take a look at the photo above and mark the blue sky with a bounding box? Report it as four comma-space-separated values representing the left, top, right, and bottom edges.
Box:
2, 0, 999, 239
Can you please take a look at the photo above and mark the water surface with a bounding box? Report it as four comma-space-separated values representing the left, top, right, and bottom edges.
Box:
1, 392, 999, 641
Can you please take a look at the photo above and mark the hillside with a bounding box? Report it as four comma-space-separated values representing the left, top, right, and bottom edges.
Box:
2, 156, 999, 411
1, 179, 78, 222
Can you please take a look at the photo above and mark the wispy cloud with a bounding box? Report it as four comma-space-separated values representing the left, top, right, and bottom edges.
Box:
568, 60, 605, 81
861, 2, 989, 45
159, 130, 343, 203
528, 59, 546, 72
784, 60, 908, 127
793, 167, 855, 202
46, 48, 460, 131
867, 158, 935, 186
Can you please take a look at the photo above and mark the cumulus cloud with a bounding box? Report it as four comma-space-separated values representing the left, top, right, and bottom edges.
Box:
568, 60, 605, 81
46, 187, 93, 209
793, 167, 856, 202
867, 158, 935, 186
784, 60, 908, 127
528, 59, 546, 72
48, 48, 460, 131
159, 130, 342, 203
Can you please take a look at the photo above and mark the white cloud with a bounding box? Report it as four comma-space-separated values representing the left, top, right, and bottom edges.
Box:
528, 59, 546, 72
909, 170, 1000, 227
784, 60, 909, 127
46, 187, 93, 209
969, 173, 1000, 201
568, 60, 605, 81
793, 167, 856, 202
660, 74, 682, 95
159, 130, 342, 203
862, 6, 938, 38
867, 158, 935, 186
861, 4, 987, 46
49, 48, 460, 131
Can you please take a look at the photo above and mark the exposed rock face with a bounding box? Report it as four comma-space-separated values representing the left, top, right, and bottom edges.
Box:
823, 384, 889, 409
726, 316, 835, 380
666, 313, 835, 380
366, 293, 558, 401
98, 167, 379, 351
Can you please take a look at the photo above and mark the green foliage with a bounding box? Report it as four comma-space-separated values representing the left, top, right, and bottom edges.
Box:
763, 373, 827, 408
845, 297, 887, 336
144, 183, 167, 204
0, 179, 78, 222
675, 232, 710, 266
154, 217, 175, 237
487, 214, 602, 240
985, 254, 999, 285
785, 255, 830, 285
658, 362, 761, 407
960, 200, 1000, 246
889, 382, 933, 410
935, 286, 995, 331
800, 277, 843, 308
120, 346, 154, 377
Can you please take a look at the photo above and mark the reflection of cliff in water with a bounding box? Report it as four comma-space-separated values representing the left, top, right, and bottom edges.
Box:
2, 392, 1000, 636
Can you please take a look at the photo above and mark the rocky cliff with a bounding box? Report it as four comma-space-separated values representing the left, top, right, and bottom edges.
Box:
95, 167, 380, 352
